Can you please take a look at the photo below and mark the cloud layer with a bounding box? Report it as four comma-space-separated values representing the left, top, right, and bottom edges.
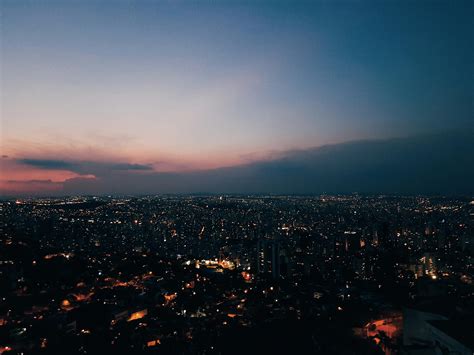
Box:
17, 159, 153, 176
4, 131, 470, 196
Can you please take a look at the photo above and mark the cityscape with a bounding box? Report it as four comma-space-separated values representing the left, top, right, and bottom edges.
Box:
1, 0, 473, 354
1, 195, 473, 354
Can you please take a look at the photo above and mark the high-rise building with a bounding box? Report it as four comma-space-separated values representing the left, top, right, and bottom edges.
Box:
257, 238, 286, 279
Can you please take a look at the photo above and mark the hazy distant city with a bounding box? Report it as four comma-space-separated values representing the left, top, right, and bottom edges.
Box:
1, 195, 473, 354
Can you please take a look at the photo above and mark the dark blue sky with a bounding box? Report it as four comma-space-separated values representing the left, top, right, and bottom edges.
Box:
1, 0, 472, 195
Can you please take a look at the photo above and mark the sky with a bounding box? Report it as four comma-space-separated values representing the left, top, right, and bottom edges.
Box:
1, 0, 472, 195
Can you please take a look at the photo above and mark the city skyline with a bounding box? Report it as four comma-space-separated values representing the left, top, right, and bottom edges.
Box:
1, 2, 473, 353
2, 194, 473, 354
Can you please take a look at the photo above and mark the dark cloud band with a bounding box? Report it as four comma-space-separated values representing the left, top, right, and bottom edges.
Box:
17, 159, 153, 176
